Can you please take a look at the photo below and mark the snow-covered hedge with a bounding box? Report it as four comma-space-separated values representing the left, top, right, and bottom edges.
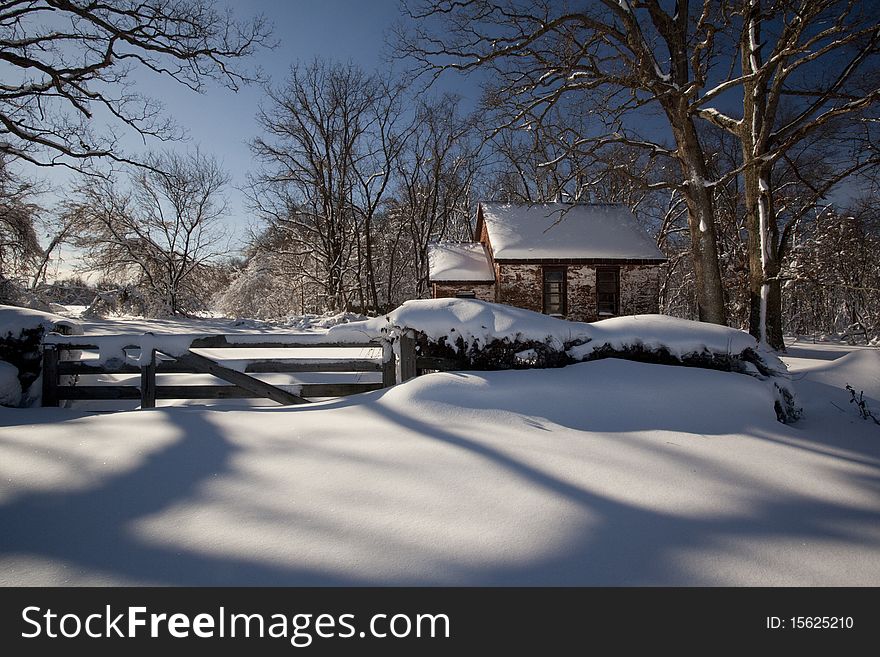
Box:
329, 299, 800, 423
0, 305, 82, 407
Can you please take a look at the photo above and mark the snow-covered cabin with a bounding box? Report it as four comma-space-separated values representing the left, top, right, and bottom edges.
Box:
428, 202, 666, 322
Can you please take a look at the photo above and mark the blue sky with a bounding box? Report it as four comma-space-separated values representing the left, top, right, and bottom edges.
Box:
39, 0, 481, 254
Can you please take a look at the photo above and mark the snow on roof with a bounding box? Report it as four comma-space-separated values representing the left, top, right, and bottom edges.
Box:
480, 202, 666, 261
428, 242, 495, 282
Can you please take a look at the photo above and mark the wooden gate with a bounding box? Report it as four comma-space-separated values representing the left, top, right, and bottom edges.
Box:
41, 333, 395, 409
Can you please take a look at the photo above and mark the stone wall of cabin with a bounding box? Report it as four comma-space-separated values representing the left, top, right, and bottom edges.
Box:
619, 264, 662, 316
432, 282, 496, 302
566, 265, 598, 322
496, 262, 662, 322
496, 264, 542, 313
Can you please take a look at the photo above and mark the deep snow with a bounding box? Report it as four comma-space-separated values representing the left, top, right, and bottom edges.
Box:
1, 339, 877, 586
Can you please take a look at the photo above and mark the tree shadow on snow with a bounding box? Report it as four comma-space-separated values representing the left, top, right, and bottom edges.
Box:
362, 401, 880, 585
0, 409, 368, 585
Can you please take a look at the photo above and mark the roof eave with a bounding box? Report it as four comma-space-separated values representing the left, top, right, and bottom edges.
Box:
492, 256, 667, 265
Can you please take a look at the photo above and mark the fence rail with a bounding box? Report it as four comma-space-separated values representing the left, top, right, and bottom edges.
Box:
42, 335, 396, 409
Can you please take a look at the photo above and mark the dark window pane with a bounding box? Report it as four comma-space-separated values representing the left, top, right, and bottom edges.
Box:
543, 268, 566, 315
596, 268, 619, 315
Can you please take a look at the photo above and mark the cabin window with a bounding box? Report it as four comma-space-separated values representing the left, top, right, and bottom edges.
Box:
542, 267, 566, 316
455, 291, 476, 299
596, 267, 620, 316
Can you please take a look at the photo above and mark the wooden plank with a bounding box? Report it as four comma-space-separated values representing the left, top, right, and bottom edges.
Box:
173, 351, 310, 405
57, 386, 141, 400
56, 382, 384, 401
58, 361, 201, 375
416, 356, 461, 371
244, 360, 383, 373
154, 383, 382, 399
189, 335, 380, 349
58, 359, 384, 375
140, 349, 156, 409
41, 346, 59, 407
157, 385, 251, 399
398, 334, 417, 382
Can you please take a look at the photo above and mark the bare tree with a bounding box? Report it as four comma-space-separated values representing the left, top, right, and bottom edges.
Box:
692, 0, 880, 348
389, 95, 481, 300
351, 78, 413, 312
0, 0, 270, 170
250, 61, 406, 313
69, 149, 230, 315
784, 203, 880, 342
0, 158, 42, 286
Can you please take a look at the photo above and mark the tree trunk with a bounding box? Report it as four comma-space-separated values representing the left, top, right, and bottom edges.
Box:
365, 213, 379, 313
740, 5, 785, 350
742, 163, 785, 349
668, 113, 728, 325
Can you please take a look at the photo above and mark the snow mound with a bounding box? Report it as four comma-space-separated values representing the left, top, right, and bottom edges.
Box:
0, 304, 82, 339
0, 360, 21, 406
797, 349, 880, 403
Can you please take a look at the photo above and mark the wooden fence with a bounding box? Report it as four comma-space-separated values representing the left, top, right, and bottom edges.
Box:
42, 333, 401, 409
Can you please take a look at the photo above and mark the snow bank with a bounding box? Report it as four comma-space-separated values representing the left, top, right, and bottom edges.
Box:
0, 304, 82, 339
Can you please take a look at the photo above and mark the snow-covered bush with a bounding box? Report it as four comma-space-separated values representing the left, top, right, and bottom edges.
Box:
330, 299, 801, 423
0, 360, 21, 406
0, 304, 82, 406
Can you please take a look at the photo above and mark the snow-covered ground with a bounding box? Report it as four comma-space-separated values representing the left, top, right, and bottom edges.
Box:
1, 337, 877, 585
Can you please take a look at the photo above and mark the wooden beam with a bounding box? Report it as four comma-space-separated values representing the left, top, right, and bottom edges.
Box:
244, 360, 383, 373
189, 335, 380, 349
56, 386, 141, 400
173, 351, 310, 405
140, 349, 156, 409
398, 335, 417, 382
382, 344, 396, 388
41, 345, 59, 407
58, 361, 201, 375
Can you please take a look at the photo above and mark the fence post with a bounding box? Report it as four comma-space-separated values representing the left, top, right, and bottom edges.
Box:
398, 333, 417, 383
140, 349, 156, 409
381, 341, 396, 388
41, 344, 59, 407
